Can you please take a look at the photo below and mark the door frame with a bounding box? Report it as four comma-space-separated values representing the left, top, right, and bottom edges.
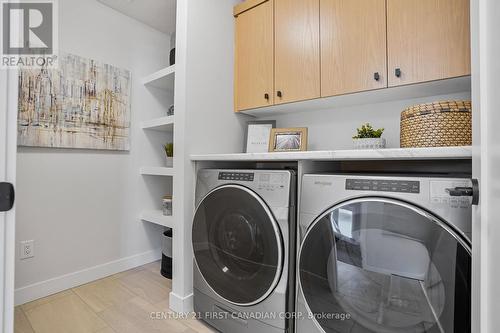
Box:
470, 0, 481, 332
472, 0, 500, 332
0, 66, 18, 333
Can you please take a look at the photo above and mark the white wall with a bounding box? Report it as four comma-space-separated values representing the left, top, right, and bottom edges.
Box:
170, 0, 248, 312
261, 91, 471, 150
15, 0, 172, 304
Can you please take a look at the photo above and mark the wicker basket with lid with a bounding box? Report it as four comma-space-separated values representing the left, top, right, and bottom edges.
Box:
400, 101, 472, 148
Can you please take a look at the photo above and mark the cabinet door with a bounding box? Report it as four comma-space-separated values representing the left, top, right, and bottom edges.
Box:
387, 0, 471, 87
234, 0, 274, 112
321, 0, 387, 97
275, 0, 320, 104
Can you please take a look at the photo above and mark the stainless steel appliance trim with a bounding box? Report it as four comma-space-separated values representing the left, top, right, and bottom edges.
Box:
193, 184, 284, 307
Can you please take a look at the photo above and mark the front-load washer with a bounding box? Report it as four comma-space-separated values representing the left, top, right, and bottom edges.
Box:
193, 169, 296, 333
296, 174, 472, 333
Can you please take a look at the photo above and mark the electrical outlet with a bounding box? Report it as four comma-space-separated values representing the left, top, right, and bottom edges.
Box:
20, 240, 34, 260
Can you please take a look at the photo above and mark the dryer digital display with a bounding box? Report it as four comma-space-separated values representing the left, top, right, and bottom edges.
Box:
218, 172, 254, 181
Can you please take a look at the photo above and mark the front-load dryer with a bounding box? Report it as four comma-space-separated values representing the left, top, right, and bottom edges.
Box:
296, 174, 472, 333
193, 169, 296, 333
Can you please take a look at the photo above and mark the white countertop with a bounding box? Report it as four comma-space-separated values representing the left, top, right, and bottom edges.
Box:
190, 146, 472, 162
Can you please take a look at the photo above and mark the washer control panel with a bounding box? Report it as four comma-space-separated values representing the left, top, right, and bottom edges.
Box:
346, 179, 420, 194
218, 172, 254, 182
430, 180, 472, 208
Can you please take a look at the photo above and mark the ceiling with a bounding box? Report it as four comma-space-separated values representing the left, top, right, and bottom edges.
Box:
97, 0, 176, 35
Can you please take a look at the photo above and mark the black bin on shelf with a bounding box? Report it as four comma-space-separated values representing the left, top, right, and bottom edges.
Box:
161, 229, 172, 279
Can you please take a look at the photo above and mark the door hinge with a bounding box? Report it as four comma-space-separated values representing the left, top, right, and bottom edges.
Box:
0, 182, 15, 212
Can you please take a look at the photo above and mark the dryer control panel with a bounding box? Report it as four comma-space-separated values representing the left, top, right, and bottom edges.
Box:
197, 169, 294, 212
218, 172, 254, 182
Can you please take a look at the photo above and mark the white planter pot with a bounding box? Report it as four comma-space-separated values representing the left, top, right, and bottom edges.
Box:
353, 138, 386, 150
165, 156, 174, 167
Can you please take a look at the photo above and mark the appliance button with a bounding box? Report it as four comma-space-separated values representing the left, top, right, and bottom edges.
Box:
431, 197, 441, 204
460, 199, 471, 208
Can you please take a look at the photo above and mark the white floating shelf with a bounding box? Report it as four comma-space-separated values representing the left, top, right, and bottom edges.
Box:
140, 210, 174, 228
190, 146, 473, 162
140, 167, 175, 176
141, 116, 174, 131
142, 65, 175, 90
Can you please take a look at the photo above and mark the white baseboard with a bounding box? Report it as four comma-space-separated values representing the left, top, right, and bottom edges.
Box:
15, 248, 162, 306
169, 291, 193, 313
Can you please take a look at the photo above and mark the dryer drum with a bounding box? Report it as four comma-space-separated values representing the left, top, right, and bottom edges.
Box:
299, 198, 471, 333
192, 185, 283, 306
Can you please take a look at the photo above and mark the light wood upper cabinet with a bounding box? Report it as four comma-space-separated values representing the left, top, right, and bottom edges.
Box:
387, 0, 471, 87
233, 0, 471, 112
321, 0, 387, 97
234, 0, 274, 112
274, 0, 320, 104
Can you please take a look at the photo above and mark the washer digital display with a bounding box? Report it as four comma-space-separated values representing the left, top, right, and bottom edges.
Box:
346, 179, 420, 194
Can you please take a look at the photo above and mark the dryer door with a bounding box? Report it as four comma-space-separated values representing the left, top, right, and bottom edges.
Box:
193, 185, 283, 306
299, 198, 471, 333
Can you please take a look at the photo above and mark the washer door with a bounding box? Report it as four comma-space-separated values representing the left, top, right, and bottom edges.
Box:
299, 198, 471, 333
192, 185, 283, 306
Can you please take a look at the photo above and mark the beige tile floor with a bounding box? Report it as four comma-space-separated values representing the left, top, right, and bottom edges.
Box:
15, 261, 216, 333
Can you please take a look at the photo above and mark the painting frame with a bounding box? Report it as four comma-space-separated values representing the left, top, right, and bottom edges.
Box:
17, 52, 132, 151
244, 120, 276, 153
269, 127, 308, 152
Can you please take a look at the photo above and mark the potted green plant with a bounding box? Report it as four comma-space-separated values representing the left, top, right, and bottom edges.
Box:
352, 123, 386, 149
164, 143, 174, 167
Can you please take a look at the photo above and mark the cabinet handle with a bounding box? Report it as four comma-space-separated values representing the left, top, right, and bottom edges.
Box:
277, 91, 283, 98
374, 72, 380, 81
395, 68, 402, 78
264, 93, 269, 100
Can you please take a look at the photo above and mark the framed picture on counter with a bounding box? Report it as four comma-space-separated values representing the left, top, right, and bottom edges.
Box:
244, 120, 276, 153
269, 127, 308, 152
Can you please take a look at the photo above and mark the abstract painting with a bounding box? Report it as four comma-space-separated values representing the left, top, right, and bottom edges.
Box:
18, 53, 131, 150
